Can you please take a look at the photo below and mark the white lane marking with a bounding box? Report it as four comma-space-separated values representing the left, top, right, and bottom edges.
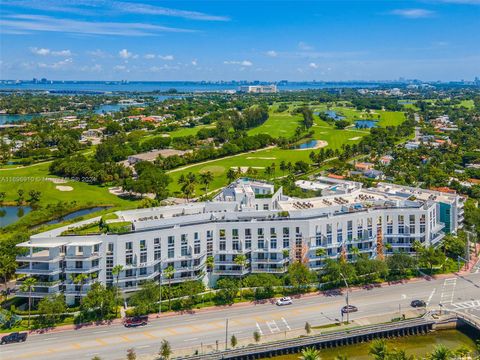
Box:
426, 288, 436, 305
43, 337, 58, 341
138, 345, 152, 349
448, 300, 480, 310
93, 330, 108, 334
440, 278, 457, 304
281, 317, 291, 331
266, 320, 280, 333
256, 322, 264, 336
183, 338, 198, 342
401, 294, 407, 300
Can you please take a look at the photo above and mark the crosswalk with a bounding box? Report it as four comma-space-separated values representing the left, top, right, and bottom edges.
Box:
255, 317, 292, 335
448, 300, 480, 311
440, 278, 457, 305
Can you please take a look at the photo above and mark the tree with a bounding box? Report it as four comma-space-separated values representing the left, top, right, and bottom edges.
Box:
36, 294, 67, 328
386, 252, 416, 278
0, 191, 6, 203
71, 273, 90, 304
419, 246, 446, 274
234, 254, 248, 300
369, 339, 389, 360
20, 277, 37, 328
28, 190, 41, 204
305, 321, 312, 334
17, 189, 25, 205
111, 265, 124, 316
158, 339, 172, 360
199, 171, 214, 195
163, 265, 175, 311
350, 246, 360, 260
126, 348, 136, 360
230, 334, 237, 348
299, 347, 321, 360
178, 172, 197, 202
428, 344, 452, 360
287, 262, 316, 290
315, 248, 326, 258
91, 357, 102, 360
253, 330, 261, 343
206, 256, 214, 273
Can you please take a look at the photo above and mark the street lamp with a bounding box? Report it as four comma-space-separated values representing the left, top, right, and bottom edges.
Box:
158, 260, 162, 315
339, 272, 350, 324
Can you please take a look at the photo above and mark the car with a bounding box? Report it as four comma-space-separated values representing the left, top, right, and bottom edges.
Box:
276, 297, 293, 306
123, 315, 149, 327
410, 300, 426, 308
0, 332, 27, 345
341, 305, 358, 314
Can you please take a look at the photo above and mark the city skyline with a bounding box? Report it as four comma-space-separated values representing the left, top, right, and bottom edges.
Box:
1, 0, 480, 81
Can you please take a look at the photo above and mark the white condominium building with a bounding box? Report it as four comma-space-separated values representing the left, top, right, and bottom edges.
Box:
16, 178, 464, 305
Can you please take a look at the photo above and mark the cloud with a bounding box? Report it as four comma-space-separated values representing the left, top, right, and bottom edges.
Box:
224, 60, 253, 66
118, 49, 138, 59
309, 62, 319, 69
158, 55, 174, 61
2, 14, 195, 36
2, 0, 230, 21
81, 64, 103, 72
112, 2, 230, 21
191, 59, 198, 66
38, 58, 73, 69
266, 50, 278, 57
144, 54, 156, 59
390, 9, 436, 18
113, 65, 128, 71
30, 47, 72, 56
87, 49, 108, 58
298, 41, 314, 51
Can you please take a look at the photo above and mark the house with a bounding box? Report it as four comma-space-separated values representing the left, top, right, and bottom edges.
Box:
354, 162, 375, 171
379, 155, 393, 165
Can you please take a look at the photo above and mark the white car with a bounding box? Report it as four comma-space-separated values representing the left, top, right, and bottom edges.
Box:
276, 297, 293, 306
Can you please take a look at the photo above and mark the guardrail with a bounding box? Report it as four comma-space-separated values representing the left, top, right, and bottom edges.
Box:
176, 318, 434, 360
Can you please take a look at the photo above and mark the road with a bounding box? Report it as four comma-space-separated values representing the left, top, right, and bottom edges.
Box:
2, 273, 480, 360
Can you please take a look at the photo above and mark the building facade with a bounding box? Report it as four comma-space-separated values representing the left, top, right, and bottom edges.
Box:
16, 178, 464, 304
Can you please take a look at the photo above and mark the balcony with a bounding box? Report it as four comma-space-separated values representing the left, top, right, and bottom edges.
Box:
251, 267, 285, 274
16, 255, 62, 263
64, 265, 101, 274
65, 253, 101, 261
17, 266, 62, 275
16, 279, 62, 288
251, 257, 286, 264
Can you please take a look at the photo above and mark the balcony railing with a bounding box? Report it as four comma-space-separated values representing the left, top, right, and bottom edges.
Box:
64, 265, 101, 274
17, 266, 62, 275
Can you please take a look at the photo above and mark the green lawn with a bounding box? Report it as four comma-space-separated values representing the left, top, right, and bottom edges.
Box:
457, 100, 475, 109
0, 162, 132, 207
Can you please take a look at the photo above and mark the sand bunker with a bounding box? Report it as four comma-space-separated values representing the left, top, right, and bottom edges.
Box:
349, 137, 361, 141
246, 157, 276, 160
295, 140, 328, 150
56, 185, 73, 191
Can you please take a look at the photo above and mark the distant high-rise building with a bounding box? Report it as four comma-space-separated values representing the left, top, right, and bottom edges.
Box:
239, 84, 277, 93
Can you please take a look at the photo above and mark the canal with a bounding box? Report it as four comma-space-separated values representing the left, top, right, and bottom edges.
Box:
269, 329, 477, 360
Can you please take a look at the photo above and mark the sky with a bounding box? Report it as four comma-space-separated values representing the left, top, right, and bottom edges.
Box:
0, 0, 479, 82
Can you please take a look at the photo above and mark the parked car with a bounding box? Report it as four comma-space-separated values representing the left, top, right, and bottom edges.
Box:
276, 297, 293, 306
341, 305, 358, 314
0, 332, 27, 345
410, 300, 426, 308
123, 315, 149, 327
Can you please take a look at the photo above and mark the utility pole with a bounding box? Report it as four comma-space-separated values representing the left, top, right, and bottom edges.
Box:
225, 318, 229, 350
340, 272, 350, 324
158, 260, 162, 315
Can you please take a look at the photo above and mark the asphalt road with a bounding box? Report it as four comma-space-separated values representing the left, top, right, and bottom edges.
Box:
2, 273, 480, 360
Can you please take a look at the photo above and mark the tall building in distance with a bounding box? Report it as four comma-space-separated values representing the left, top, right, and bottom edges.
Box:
239, 84, 278, 93
15, 178, 464, 305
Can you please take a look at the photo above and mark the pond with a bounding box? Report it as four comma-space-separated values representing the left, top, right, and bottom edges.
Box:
355, 120, 378, 129
294, 140, 318, 149
0, 206, 32, 228
42, 206, 111, 225
324, 110, 346, 121
269, 329, 477, 360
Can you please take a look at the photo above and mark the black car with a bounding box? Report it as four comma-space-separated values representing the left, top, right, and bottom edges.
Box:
0, 332, 28, 345
410, 300, 426, 308
341, 305, 358, 313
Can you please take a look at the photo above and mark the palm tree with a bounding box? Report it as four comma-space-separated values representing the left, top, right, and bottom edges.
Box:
315, 248, 326, 258
299, 347, 321, 360
206, 256, 214, 273
282, 249, 290, 271
226, 168, 237, 184
369, 339, 389, 360
163, 265, 175, 310
178, 172, 197, 202
111, 265, 124, 317
159, 339, 172, 360
350, 246, 360, 260
428, 345, 452, 360
20, 277, 36, 328
412, 240, 423, 263
71, 273, 89, 303
199, 171, 214, 195
234, 254, 248, 300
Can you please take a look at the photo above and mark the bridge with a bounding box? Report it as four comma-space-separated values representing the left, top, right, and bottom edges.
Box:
178, 318, 435, 360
